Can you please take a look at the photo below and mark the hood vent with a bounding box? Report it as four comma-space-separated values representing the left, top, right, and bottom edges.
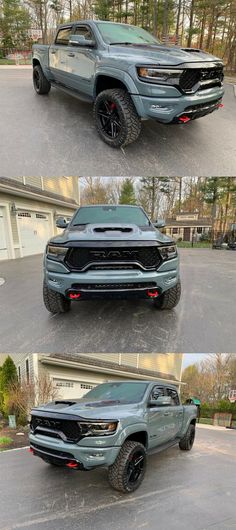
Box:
93, 226, 133, 233
181, 48, 201, 53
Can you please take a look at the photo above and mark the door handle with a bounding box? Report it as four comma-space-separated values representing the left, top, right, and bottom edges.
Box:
67, 53, 75, 57
50, 50, 56, 54
164, 412, 171, 416
178, 412, 183, 415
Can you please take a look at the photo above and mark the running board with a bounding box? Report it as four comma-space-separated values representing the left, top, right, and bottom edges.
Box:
147, 437, 180, 456
51, 82, 93, 104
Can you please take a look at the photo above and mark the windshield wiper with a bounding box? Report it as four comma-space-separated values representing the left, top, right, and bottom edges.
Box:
109, 42, 135, 46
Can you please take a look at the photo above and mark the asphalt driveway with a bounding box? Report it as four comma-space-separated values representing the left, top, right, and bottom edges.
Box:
0, 425, 235, 530
0, 67, 236, 177
0, 248, 235, 353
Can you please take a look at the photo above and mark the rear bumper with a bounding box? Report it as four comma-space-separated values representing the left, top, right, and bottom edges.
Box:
29, 435, 120, 469
45, 257, 179, 299
131, 85, 224, 122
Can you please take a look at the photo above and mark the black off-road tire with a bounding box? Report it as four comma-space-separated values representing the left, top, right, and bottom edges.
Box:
153, 280, 181, 310
43, 281, 71, 314
33, 64, 51, 94
179, 424, 196, 451
94, 89, 141, 147
108, 440, 146, 493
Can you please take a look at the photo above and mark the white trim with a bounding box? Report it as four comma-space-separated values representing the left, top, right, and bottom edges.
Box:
0, 182, 78, 209
32, 354, 39, 380
0, 200, 15, 259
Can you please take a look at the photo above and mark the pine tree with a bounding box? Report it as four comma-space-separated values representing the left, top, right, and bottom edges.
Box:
119, 178, 136, 205
0, 356, 18, 392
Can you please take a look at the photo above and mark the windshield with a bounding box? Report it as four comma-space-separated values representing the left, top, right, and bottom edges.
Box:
83, 382, 149, 404
71, 206, 150, 227
96, 22, 161, 46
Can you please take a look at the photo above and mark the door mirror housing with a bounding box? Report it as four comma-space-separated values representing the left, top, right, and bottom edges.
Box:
153, 219, 166, 229
56, 217, 69, 229
69, 35, 95, 47
148, 396, 172, 407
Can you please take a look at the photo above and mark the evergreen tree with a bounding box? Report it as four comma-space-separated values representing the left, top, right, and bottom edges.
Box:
0, 0, 31, 48
119, 178, 136, 205
0, 356, 17, 392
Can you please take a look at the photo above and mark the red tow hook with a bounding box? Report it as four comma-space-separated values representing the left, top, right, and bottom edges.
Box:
29, 447, 34, 454
218, 103, 224, 108
179, 115, 191, 123
69, 292, 81, 300
147, 289, 159, 298
67, 461, 78, 469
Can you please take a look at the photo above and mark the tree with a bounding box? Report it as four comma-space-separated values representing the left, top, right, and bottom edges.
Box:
0, 356, 17, 392
0, 0, 31, 48
0, 355, 18, 416
119, 178, 136, 205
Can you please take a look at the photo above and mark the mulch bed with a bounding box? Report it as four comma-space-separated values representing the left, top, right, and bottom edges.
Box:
0, 424, 29, 450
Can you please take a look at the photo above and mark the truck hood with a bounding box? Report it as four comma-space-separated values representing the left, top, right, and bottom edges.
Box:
32, 399, 142, 421
49, 223, 173, 245
108, 44, 223, 67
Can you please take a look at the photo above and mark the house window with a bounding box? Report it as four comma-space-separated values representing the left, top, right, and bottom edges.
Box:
18, 366, 21, 382
80, 384, 94, 390
25, 358, 30, 384
172, 228, 178, 234
197, 227, 203, 234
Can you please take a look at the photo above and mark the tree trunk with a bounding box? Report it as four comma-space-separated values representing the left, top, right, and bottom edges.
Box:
187, 0, 195, 48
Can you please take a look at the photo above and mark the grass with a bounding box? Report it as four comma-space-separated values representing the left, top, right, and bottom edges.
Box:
0, 58, 31, 65
199, 418, 213, 425
0, 436, 13, 448
177, 241, 211, 248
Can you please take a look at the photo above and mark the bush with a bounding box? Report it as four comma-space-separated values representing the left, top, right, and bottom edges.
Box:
201, 400, 236, 420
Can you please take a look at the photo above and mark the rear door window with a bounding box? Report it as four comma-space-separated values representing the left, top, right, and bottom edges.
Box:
166, 388, 180, 406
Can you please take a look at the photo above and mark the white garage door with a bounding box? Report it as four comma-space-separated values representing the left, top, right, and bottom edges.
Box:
0, 207, 9, 260
18, 211, 51, 256
53, 379, 96, 400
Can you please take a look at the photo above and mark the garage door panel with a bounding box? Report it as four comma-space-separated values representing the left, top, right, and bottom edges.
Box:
53, 379, 95, 399
18, 211, 51, 257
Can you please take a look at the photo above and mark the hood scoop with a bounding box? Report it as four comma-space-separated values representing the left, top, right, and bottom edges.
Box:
54, 400, 77, 406
181, 47, 201, 53
94, 226, 133, 233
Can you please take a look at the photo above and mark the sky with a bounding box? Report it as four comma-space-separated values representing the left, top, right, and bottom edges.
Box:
183, 354, 208, 367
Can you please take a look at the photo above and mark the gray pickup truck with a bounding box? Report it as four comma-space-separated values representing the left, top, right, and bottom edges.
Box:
32, 20, 224, 147
43, 204, 180, 314
29, 381, 197, 493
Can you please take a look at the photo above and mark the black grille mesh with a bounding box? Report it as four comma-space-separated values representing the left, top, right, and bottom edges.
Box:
180, 66, 223, 92
31, 416, 80, 442
66, 246, 161, 271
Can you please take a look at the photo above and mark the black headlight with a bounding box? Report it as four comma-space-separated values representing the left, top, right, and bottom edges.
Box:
46, 245, 68, 261
137, 66, 183, 84
78, 421, 118, 437
159, 245, 177, 260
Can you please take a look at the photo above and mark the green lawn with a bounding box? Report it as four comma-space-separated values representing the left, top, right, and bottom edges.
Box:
0, 58, 31, 65
199, 418, 213, 425
0, 436, 13, 448
177, 241, 211, 248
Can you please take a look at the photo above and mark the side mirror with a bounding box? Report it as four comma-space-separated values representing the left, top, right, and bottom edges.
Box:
69, 35, 95, 47
56, 217, 69, 229
148, 396, 172, 407
153, 219, 166, 229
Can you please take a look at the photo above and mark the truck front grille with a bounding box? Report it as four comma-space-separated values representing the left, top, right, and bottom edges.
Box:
66, 246, 161, 271
31, 416, 80, 443
179, 65, 224, 93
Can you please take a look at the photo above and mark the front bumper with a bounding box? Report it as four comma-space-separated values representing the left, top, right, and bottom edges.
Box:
29, 434, 120, 469
45, 257, 179, 299
131, 85, 224, 122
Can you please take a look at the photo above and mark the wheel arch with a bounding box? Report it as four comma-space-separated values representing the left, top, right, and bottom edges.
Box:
94, 69, 139, 98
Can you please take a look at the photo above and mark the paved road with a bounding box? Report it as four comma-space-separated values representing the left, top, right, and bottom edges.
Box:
0, 68, 235, 177
0, 426, 235, 530
0, 248, 235, 353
